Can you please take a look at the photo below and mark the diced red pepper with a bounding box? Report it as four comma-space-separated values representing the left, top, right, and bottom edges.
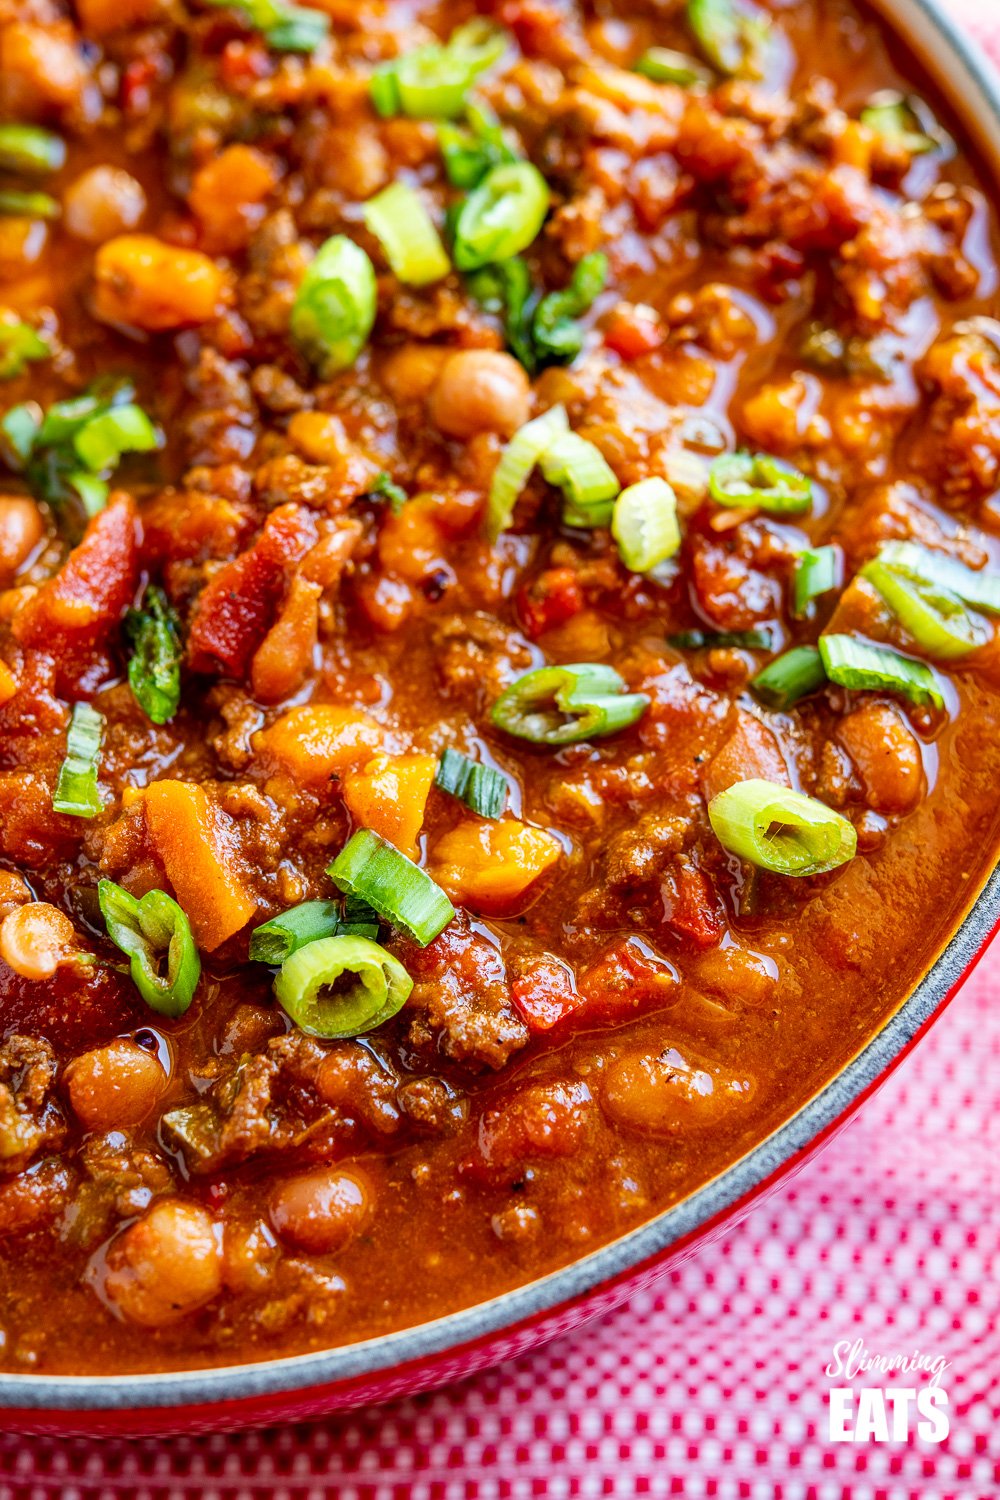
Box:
516, 566, 585, 640
187, 503, 317, 679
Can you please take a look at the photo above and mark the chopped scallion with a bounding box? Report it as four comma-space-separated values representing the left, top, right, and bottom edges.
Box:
0, 124, 66, 176
327, 829, 455, 946
874, 540, 1000, 616
861, 554, 990, 660
819, 634, 947, 709
249, 899, 378, 964
124, 586, 183, 726
53, 702, 104, 819
452, 161, 551, 272
290, 235, 377, 377
752, 645, 826, 710
363, 182, 450, 287
612, 478, 681, 573
540, 432, 620, 528
487, 404, 569, 538
686, 0, 769, 78
98, 879, 201, 1018
792, 545, 840, 619
708, 778, 857, 876
371, 20, 509, 120
491, 662, 648, 744
0, 190, 60, 220
668, 628, 773, 650
0, 319, 50, 381
435, 748, 508, 818
274, 933, 412, 1038
634, 47, 713, 86
709, 451, 813, 514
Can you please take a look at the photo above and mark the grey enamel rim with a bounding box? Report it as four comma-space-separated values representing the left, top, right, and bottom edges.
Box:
4, 0, 1000, 1415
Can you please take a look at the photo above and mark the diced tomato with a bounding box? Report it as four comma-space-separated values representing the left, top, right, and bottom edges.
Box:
120, 58, 157, 116
660, 857, 725, 949
510, 956, 585, 1033
219, 40, 271, 91
576, 938, 678, 1025
516, 566, 585, 640
474, 1080, 593, 1173
604, 304, 666, 361
187, 503, 317, 678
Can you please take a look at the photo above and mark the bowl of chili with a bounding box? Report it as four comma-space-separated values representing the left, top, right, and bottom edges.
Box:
0, 0, 999, 1435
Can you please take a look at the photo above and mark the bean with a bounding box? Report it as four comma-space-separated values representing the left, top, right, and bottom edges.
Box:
428, 350, 531, 440
269, 1166, 372, 1254
64, 1038, 168, 1132
0, 496, 44, 587
601, 1045, 754, 1137
101, 1200, 223, 1326
64, 166, 146, 244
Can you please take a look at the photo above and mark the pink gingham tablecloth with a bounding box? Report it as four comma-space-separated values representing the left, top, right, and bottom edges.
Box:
4, 2, 1000, 1495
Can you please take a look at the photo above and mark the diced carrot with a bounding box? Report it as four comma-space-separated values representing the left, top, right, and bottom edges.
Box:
0, 662, 17, 707
286, 412, 350, 465
188, 145, 279, 254
143, 781, 256, 951
254, 705, 383, 787
93, 234, 227, 331
430, 817, 562, 914
342, 753, 437, 859
250, 574, 322, 705
187, 504, 317, 679
12, 493, 138, 689
76, 0, 171, 35
0, 23, 87, 115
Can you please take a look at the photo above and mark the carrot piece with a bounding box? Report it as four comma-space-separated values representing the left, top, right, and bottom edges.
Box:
143, 781, 256, 952
342, 753, 437, 859
430, 817, 562, 914
0, 662, 17, 706
93, 234, 226, 331
189, 145, 279, 253
254, 705, 383, 788
250, 574, 322, 705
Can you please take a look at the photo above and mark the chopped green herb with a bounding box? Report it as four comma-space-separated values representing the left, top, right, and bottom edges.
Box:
124, 586, 183, 726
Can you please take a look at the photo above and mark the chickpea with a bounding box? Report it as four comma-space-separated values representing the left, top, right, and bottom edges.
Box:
64, 166, 147, 245
0, 497, 44, 587
269, 1166, 372, 1255
0, 903, 77, 980
64, 1039, 168, 1132
428, 350, 531, 440
101, 1200, 223, 1327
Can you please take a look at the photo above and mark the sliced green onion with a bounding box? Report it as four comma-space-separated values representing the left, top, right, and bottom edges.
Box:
819, 634, 947, 709
124, 586, 183, 726
541, 432, 620, 528
363, 182, 450, 287
0, 190, 60, 220
452, 162, 551, 272
612, 477, 681, 573
435, 748, 508, 818
0, 402, 39, 467
686, 0, 769, 78
0, 124, 66, 176
252, 900, 341, 964
0, 320, 50, 381
470, 256, 538, 372
709, 451, 813, 514
669, 627, 773, 650
491, 662, 649, 745
752, 646, 826, 710
373, 20, 509, 120
708, 779, 857, 877
531, 253, 608, 368
274, 933, 412, 1038
327, 829, 455, 946
861, 92, 940, 156
367, 471, 408, 514
861, 555, 990, 660
53, 702, 104, 819
341, 892, 382, 935
874, 541, 1000, 616
438, 102, 518, 189
72, 403, 159, 472
98, 879, 201, 1018
792, 545, 840, 619
487, 404, 568, 538
634, 47, 713, 85
290, 235, 377, 377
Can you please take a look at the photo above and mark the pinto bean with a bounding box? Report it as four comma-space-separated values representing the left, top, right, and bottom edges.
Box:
269, 1166, 372, 1254
64, 167, 146, 244
601, 1045, 754, 1137
835, 701, 924, 813
0, 497, 44, 586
